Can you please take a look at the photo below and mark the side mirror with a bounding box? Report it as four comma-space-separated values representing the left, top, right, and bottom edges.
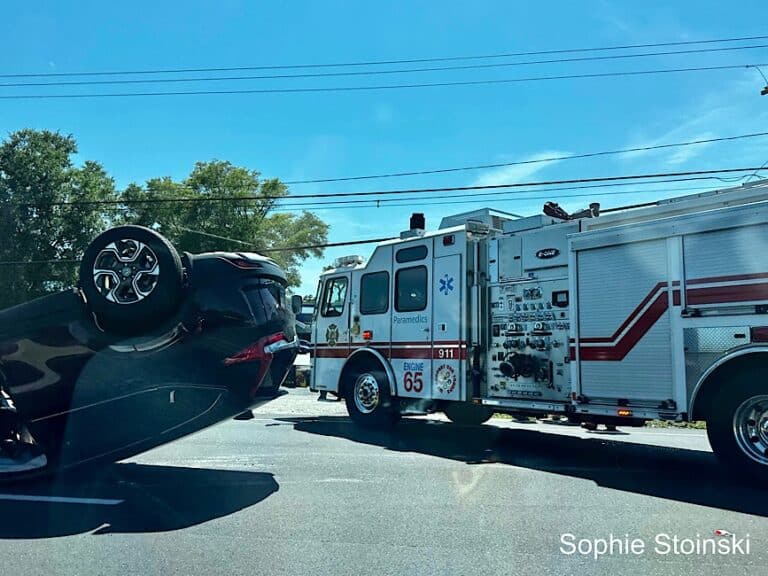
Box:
291, 294, 303, 314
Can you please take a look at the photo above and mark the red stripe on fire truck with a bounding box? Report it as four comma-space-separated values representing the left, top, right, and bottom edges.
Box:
577, 275, 768, 361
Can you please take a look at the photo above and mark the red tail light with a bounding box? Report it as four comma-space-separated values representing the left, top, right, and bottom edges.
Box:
266, 332, 286, 345
220, 255, 264, 270
224, 332, 286, 366
224, 345, 262, 365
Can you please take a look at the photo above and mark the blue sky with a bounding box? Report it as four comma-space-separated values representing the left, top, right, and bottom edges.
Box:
1, 0, 767, 295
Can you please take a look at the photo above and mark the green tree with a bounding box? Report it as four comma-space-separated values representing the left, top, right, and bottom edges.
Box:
120, 160, 328, 286
0, 130, 116, 308
0, 132, 328, 308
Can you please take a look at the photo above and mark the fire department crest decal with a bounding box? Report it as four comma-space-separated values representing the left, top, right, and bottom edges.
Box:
325, 324, 340, 347
435, 364, 456, 394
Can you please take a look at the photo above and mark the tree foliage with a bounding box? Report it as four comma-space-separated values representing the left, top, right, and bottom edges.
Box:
120, 160, 328, 286
0, 130, 328, 307
0, 130, 116, 308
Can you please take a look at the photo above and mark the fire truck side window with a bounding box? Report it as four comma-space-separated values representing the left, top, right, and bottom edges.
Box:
395, 245, 428, 263
320, 277, 348, 317
395, 266, 427, 312
360, 271, 389, 315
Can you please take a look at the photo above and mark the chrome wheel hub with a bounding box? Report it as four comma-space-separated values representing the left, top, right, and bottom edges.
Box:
733, 394, 768, 466
354, 374, 380, 414
93, 239, 160, 304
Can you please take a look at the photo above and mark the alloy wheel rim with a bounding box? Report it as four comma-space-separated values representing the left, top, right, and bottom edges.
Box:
92, 239, 160, 305
354, 374, 380, 414
733, 394, 768, 466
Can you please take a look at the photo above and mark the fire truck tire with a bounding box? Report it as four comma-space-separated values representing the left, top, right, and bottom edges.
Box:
344, 369, 400, 429
444, 403, 494, 426
706, 376, 768, 478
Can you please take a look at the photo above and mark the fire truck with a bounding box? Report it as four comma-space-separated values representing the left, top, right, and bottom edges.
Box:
310, 179, 768, 473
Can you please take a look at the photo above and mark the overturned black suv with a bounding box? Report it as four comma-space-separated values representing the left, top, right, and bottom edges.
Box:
0, 226, 303, 481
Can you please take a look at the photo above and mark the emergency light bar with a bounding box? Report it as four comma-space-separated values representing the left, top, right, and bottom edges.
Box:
333, 255, 365, 268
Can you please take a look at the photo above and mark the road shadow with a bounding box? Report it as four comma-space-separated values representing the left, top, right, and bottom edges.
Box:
279, 416, 768, 517
0, 462, 278, 539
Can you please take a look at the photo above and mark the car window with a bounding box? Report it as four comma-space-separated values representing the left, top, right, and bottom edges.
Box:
320, 276, 348, 317
243, 282, 284, 324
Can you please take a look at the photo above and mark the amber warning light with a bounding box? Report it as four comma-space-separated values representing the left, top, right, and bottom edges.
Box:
617, 408, 633, 417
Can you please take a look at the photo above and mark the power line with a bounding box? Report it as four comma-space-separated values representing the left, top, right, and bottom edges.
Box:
281, 131, 768, 185
0, 236, 396, 266
4, 44, 768, 88
7, 131, 758, 201
1, 62, 764, 100
264, 237, 394, 252
3, 178, 766, 267
270, 188, 717, 212
749, 64, 768, 84
0, 259, 80, 266
10, 167, 764, 209
16, 178, 741, 214
265, 183, 734, 211
3, 34, 767, 79
747, 157, 768, 182
172, 226, 396, 252
0, 180, 759, 267
7, 131, 760, 206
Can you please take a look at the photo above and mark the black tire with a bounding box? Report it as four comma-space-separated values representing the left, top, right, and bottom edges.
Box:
444, 402, 494, 426
707, 373, 768, 478
344, 368, 400, 429
79, 226, 184, 334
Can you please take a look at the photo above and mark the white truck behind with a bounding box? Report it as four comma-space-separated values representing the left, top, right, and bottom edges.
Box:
310, 180, 768, 475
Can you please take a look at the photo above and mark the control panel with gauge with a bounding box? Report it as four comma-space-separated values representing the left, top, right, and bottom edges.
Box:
486, 278, 572, 402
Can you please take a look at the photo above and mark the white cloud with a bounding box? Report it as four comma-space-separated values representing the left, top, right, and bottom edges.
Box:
471, 151, 569, 188
619, 108, 723, 164
619, 69, 768, 169
663, 134, 716, 165
621, 128, 717, 166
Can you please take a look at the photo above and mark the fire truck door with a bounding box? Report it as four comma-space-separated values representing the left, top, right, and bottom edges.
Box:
391, 241, 432, 398
432, 254, 463, 401
313, 274, 351, 390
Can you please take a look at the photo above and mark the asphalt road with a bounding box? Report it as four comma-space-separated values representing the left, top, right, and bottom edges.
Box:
0, 388, 766, 576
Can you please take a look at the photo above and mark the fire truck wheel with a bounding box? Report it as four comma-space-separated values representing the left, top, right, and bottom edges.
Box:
344, 370, 400, 429
444, 402, 494, 426
707, 377, 768, 478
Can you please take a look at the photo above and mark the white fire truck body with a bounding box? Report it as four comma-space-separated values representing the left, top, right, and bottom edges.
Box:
312, 226, 473, 405
310, 181, 768, 471
570, 193, 768, 421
